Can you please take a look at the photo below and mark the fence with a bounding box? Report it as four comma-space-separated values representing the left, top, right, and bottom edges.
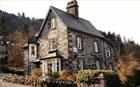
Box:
33, 79, 77, 87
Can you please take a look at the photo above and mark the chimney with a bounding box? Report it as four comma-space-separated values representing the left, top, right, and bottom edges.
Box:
66, 0, 79, 17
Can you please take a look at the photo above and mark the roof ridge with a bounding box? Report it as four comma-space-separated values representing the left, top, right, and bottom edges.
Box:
38, 6, 104, 39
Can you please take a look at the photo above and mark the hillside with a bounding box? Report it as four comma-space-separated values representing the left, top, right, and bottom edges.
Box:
0, 10, 44, 68
0, 10, 43, 35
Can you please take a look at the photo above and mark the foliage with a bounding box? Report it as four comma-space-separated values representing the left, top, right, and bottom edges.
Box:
6, 31, 36, 67
106, 72, 122, 87
77, 70, 114, 83
100, 31, 123, 53
0, 57, 8, 72
59, 69, 76, 81
31, 68, 42, 78
124, 70, 140, 87
59, 69, 71, 80
0, 10, 43, 35
51, 72, 60, 79
0, 66, 24, 75
116, 41, 140, 87
0, 57, 8, 65
77, 70, 121, 87
0, 10, 43, 69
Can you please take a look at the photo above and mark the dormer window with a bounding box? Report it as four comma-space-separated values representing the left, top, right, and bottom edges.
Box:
51, 17, 56, 29
31, 46, 35, 56
77, 37, 82, 50
94, 41, 99, 53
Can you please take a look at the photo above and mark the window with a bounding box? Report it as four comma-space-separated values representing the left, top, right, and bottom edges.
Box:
57, 61, 60, 72
102, 62, 106, 69
94, 41, 99, 53
104, 44, 111, 57
0, 41, 3, 45
46, 59, 60, 74
48, 63, 52, 74
108, 48, 111, 57
49, 38, 57, 50
77, 37, 82, 50
109, 63, 113, 70
51, 17, 56, 29
95, 60, 100, 70
31, 46, 35, 56
106, 48, 111, 57
79, 59, 84, 70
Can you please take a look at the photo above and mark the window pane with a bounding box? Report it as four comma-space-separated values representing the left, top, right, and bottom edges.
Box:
96, 60, 100, 69
49, 38, 57, 50
31, 46, 35, 56
106, 48, 111, 57
79, 59, 84, 70
51, 17, 55, 29
77, 37, 82, 49
94, 41, 99, 53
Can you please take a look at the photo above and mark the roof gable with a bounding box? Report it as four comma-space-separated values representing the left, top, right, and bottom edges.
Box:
37, 7, 58, 38
37, 6, 104, 39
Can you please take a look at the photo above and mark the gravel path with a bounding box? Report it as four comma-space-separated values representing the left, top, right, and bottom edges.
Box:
0, 80, 32, 87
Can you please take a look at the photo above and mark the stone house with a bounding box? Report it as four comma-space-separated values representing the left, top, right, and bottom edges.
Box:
0, 37, 8, 59
23, 0, 118, 76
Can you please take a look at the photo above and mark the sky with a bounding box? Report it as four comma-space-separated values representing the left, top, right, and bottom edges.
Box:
0, 0, 140, 44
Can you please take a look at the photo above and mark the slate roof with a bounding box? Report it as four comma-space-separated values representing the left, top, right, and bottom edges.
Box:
22, 43, 28, 48
38, 6, 104, 39
22, 36, 38, 48
28, 36, 38, 44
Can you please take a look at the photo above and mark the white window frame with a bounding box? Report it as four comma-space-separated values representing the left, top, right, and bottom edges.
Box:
79, 59, 84, 70
49, 38, 57, 50
108, 48, 111, 57
46, 59, 61, 74
94, 41, 99, 53
77, 37, 82, 50
31, 45, 35, 56
51, 17, 56, 29
95, 60, 101, 70
106, 48, 111, 57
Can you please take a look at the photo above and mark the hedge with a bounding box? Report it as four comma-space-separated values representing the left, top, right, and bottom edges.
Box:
77, 70, 122, 87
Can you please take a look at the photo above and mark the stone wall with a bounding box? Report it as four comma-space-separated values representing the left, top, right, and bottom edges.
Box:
39, 16, 69, 74
0, 81, 32, 87
29, 44, 37, 61
0, 74, 33, 86
39, 16, 68, 59
35, 11, 117, 73
67, 29, 116, 71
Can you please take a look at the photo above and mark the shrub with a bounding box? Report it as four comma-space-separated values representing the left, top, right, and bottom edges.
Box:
59, 69, 71, 80
77, 70, 114, 83
66, 73, 77, 81
52, 72, 60, 79
77, 70, 122, 87
0, 66, 24, 75
31, 68, 42, 78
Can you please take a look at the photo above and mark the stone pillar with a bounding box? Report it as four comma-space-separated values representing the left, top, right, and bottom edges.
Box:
98, 73, 106, 87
